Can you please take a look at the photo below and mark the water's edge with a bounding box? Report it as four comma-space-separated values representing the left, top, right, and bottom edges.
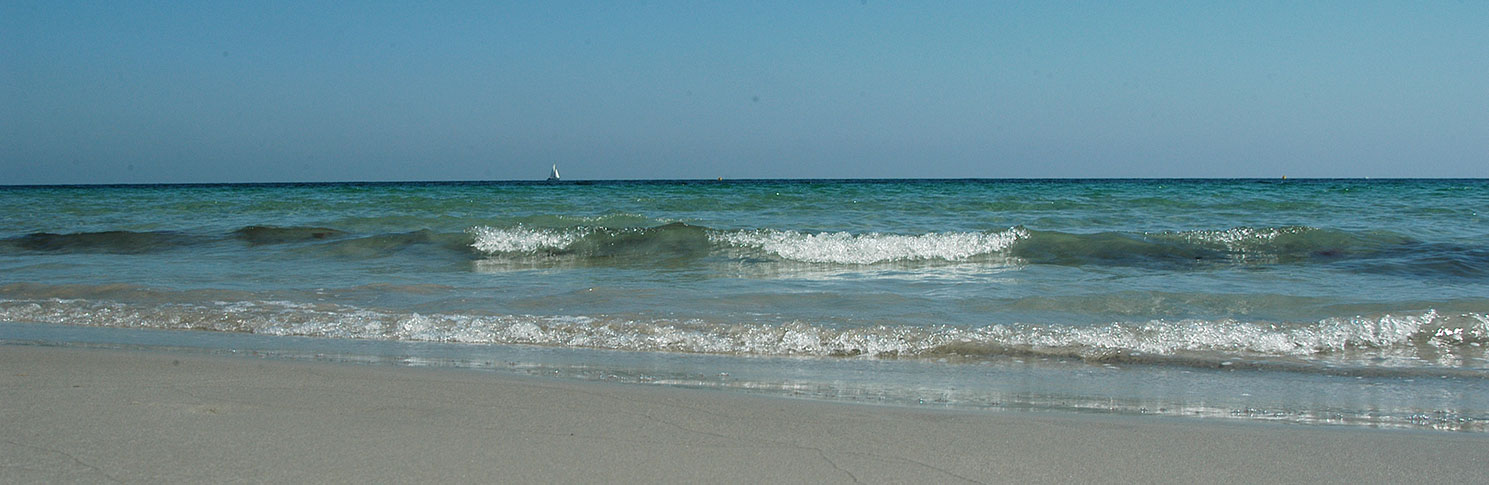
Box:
6, 321, 1482, 432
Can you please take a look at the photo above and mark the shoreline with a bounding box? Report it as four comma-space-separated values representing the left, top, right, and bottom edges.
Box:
4, 344, 1485, 483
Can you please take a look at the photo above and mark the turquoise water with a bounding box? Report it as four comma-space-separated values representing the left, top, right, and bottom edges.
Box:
3, 179, 1487, 430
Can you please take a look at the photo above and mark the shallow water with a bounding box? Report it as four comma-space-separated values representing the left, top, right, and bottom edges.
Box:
3, 179, 1487, 430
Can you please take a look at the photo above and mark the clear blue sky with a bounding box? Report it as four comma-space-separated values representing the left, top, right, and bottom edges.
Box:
4, 1, 1486, 183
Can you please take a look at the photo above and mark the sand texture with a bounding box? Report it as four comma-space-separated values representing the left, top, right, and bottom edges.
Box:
3, 345, 1485, 484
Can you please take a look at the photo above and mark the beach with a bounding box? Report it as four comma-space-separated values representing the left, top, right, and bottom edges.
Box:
4, 180, 1488, 431
3, 180, 1488, 481
9, 0, 1487, 479
4, 344, 1484, 484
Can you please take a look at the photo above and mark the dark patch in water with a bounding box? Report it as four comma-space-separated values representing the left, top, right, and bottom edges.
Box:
233, 226, 347, 245
2, 231, 205, 254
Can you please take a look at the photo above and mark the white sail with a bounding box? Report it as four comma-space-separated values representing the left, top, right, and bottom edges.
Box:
547, 164, 560, 181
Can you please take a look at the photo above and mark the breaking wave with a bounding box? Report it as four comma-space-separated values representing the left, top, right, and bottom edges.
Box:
470, 224, 1030, 264
3, 297, 1485, 375
5, 223, 1483, 277
465, 223, 1481, 276
713, 228, 1028, 264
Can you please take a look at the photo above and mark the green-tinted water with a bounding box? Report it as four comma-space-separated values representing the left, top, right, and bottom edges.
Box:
3, 179, 1487, 429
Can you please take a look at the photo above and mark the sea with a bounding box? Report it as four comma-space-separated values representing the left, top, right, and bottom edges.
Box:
2, 179, 1487, 431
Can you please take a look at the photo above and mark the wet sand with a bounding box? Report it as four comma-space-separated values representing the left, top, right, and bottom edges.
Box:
3, 345, 1485, 483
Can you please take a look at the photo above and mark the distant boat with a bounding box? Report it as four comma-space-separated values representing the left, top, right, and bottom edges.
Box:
547, 164, 561, 182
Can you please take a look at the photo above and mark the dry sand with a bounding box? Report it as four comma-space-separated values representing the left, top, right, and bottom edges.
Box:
3, 344, 1485, 484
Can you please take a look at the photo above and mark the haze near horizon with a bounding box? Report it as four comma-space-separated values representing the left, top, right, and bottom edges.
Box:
4, 1, 1486, 184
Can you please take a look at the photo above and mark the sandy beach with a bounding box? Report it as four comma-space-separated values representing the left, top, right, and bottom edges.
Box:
2, 344, 1485, 484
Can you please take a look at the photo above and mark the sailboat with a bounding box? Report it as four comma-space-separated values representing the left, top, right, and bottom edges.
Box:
547, 164, 561, 182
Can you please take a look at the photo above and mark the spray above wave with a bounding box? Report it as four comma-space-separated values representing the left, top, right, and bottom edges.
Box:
4, 298, 1486, 374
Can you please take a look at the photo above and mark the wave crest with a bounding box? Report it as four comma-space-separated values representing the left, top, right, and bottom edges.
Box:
467, 224, 1030, 265
468, 225, 583, 253
712, 228, 1029, 264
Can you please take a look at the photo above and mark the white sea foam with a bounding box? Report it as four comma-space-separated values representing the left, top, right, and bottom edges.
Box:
5, 298, 1483, 372
468, 225, 581, 253
467, 225, 1030, 264
991, 312, 1442, 358
713, 228, 1029, 264
1173, 226, 1305, 249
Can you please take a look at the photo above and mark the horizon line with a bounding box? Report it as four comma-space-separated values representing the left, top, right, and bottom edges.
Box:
5, 176, 1487, 189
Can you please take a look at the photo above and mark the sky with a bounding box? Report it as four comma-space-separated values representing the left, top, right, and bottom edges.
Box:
3, 1, 1487, 184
